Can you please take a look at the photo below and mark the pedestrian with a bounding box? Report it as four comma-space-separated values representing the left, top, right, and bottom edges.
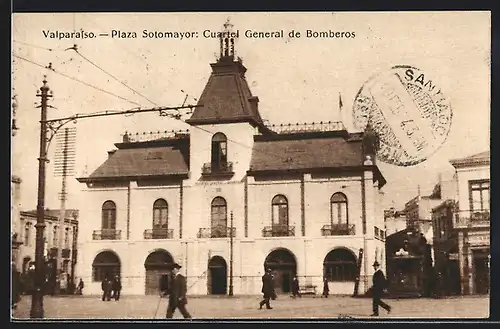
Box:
321, 278, 329, 298
371, 261, 392, 316
434, 271, 443, 299
165, 263, 191, 319
112, 275, 122, 301
76, 278, 84, 295
101, 277, 112, 301
291, 276, 301, 298
259, 268, 274, 310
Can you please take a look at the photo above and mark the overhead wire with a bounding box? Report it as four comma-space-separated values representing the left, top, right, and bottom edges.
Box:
14, 54, 143, 107
73, 49, 158, 106
66, 48, 288, 162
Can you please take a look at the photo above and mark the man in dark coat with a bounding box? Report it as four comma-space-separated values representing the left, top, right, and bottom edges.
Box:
291, 276, 301, 298
112, 275, 122, 301
101, 277, 112, 301
321, 278, 329, 298
165, 263, 191, 319
371, 261, 392, 316
259, 268, 274, 309
76, 278, 84, 295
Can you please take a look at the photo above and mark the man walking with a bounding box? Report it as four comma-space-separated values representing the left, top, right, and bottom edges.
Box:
76, 278, 84, 295
165, 263, 191, 319
371, 261, 391, 316
321, 278, 329, 298
101, 276, 112, 301
259, 268, 274, 309
291, 276, 301, 298
112, 275, 122, 301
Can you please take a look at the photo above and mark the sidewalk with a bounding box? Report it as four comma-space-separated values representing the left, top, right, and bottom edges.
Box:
12, 294, 489, 320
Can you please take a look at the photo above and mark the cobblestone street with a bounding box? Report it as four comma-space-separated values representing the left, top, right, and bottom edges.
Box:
12, 294, 489, 320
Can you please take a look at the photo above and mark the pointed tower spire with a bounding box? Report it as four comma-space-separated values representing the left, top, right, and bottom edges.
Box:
219, 18, 237, 61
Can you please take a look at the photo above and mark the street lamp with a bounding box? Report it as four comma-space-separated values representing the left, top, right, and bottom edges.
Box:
30, 77, 52, 318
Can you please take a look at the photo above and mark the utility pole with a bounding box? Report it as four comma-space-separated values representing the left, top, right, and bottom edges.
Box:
54, 127, 76, 294
30, 76, 51, 318
229, 211, 234, 296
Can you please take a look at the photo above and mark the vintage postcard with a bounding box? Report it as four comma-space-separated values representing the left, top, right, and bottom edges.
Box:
11, 11, 490, 320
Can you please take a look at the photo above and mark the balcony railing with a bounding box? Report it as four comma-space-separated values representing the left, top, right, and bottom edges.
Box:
454, 210, 490, 228
48, 247, 71, 258
321, 224, 356, 236
197, 226, 236, 238
201, 162, 234, 176
92, 229, 121, 240
144, 228, 174, 239
262, 225, 295, 237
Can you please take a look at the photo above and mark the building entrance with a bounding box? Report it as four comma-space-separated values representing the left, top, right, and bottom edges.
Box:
144, 249, 174, 295
264, 248, 297, 294
473, 248, 490, 294
208, 256, 227, 295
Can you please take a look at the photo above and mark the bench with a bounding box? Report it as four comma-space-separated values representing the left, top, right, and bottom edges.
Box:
299, 285, 317, 295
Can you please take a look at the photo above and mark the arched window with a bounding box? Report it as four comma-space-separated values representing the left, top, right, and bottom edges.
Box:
211, 133, 228, 170
24, 223, 31, 246
323, 248, 357, 282
272, 195, 289, 226
53, 225, 58, 245
211, 197, 228, 238
64, 227, 70, 248
92, 251, 121, 282
153, 199, 168, 229
102, 201, 117, 230
331, 193, 348, 225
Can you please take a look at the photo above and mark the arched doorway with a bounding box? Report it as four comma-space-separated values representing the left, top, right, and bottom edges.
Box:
264, 248, 297, 294
144, 249, 174, 295
323, 248, 357, 282
207, 256, 227, 295
92, 251, 121, 282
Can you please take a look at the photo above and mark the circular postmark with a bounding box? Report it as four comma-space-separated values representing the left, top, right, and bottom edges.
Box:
352, 65, 453, 166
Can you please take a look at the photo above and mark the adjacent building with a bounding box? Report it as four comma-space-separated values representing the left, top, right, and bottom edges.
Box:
404, 193, 442, 247
431, 199, 461, 296
384, 208, 406, 236
75, 23, 388, 296
18, 209, 79, 286
11, 95, 23, 269
11, 175, 22, 267
444, 151, 490, 295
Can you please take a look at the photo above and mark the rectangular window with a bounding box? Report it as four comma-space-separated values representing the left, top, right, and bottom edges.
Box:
469, 180, 490, 212
64, 228, 70, 248
331, 203, 348, 225
211, 206, 227, 228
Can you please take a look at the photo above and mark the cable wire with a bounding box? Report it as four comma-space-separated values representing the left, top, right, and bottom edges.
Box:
14, 54, 143, 107
74, 49, 158, 106
12, 40, 62, 52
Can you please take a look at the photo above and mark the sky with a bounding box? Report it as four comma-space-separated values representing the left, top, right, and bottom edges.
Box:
11, 12, 490, 212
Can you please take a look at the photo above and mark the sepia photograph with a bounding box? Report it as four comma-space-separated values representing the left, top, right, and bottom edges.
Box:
11, 11, 490, 320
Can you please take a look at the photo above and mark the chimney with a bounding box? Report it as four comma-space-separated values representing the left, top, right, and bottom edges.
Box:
108, 149, 117, 159
249, 96, 259, 114
123, 132, 130, 143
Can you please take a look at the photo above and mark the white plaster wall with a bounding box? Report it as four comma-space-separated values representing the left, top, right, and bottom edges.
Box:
455, 165, 490, 212
183, 182, 245, 239
77, 187, 129, 244
129, 183, 181, 240
304, 176, 363, 237
247, 178, 301, 238
187, 123, 255, 185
